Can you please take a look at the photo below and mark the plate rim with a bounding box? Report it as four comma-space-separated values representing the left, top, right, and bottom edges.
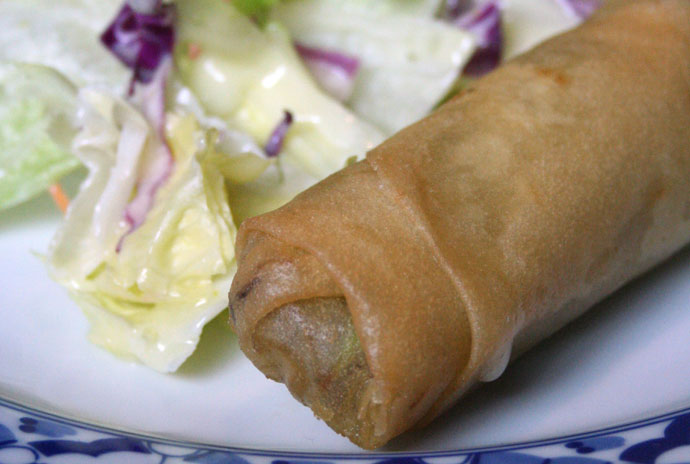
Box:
1, 395, 689, 459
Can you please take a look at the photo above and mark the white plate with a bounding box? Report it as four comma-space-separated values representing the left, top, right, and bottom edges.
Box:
2, 190, 690, 463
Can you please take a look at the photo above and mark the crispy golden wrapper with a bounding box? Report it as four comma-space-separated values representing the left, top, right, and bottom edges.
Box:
229, 0, 690, 449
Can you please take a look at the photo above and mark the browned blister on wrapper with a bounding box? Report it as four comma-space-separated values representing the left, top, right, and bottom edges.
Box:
229, 0, 690, 449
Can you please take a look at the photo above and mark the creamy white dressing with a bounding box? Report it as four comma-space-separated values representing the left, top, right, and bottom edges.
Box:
175, 0, 385, 180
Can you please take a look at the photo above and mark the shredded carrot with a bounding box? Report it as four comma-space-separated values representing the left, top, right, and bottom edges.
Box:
188, 42, 202, 60
48, 183, 70, 214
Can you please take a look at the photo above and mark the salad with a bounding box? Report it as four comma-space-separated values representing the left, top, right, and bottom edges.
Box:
0, 0, 591, 373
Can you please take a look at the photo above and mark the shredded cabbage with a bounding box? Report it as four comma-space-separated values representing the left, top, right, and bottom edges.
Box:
174, 0, 384, 180
273, 0, 476, 135
449, 1, 503, 77
100, 1, 176, 86
47, 90, 236, 372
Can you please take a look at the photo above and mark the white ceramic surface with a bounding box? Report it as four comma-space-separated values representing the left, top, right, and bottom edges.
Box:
1, 188, 690, 455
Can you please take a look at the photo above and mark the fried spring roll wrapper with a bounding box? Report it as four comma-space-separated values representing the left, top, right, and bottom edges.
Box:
229, 0, 690, 449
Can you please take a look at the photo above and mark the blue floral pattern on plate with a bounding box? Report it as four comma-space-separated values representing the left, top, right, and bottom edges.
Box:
0, 398, 688, 464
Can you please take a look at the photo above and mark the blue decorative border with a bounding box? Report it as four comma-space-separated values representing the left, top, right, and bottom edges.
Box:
1, 397, 689, 463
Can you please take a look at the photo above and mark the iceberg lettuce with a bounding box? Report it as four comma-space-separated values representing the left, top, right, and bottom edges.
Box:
0, 0, 129, 210
48, 90, 236, 372
174, 0, 384, 181
0, 0, 127, 90
0, 63, 81, 210
273, 0, 475, 134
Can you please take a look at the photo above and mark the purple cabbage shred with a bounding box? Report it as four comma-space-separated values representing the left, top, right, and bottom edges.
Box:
452, 1, 503, 78
101, 1, 176, 90
264, 111, 294, 158
294, 43, 360, 78
115, 59, 174, 253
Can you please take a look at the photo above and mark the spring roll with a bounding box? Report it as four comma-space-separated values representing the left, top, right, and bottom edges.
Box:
228, 0, 690, 449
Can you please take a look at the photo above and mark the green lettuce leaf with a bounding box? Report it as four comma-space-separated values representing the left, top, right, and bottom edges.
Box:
0, 62, 80, 210
233, 0, 282, 25
0, 0, 130, 210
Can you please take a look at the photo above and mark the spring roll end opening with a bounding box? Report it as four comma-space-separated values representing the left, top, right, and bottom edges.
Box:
252, 296, 393, 449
